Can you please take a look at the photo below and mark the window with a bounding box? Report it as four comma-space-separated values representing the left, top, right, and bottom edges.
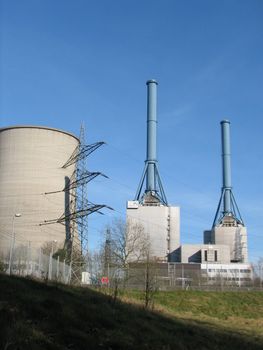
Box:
214, 250, 218, 262
204, 250, 207, 261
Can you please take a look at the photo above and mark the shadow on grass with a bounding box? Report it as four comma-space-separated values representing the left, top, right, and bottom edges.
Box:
0, 274, 262, 350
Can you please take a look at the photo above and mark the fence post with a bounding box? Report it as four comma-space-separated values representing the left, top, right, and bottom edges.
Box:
260, 264, 262, 290
28, 241, 31, 275
68, 262, 72, 284
26, 241, 30, 276
38, 248, 42, 278
182, 264, 185, 290
48, 252, 52, 280
8, 232, 15, 275
56, 256, 60, 280
63, 259, 66, 283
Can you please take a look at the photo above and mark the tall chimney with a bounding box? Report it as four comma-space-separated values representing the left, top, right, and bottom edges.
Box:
146, 79, 158, 192
134, 79, 167, 205
221, 120, 232, 214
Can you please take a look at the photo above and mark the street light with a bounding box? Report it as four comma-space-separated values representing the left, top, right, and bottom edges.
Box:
52, 240, 58, 255
8, 213, 22, 275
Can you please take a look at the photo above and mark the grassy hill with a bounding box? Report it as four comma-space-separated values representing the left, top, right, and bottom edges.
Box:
0, 275, 262, 350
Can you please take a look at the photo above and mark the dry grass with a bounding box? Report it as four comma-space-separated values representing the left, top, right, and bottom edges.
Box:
0, 275, 263, 350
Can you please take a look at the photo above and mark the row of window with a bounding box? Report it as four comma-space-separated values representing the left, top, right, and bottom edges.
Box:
208, 277, 251, 281
207, 268, 251, 273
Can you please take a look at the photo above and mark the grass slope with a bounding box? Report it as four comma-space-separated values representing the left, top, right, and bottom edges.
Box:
124, 290, 263, 340
0, 275, 262, 350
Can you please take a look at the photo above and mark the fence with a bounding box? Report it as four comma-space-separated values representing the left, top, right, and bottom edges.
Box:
1, 228, 262, 290
100, 262, 263, 291
0, 233, 71, 283
252, 264, 263, 289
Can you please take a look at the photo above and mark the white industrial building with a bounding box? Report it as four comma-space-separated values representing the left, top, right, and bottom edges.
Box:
127, 199, 180, 262
204, 220, 248, 263
201, 263, 251, 287
171, 244, 230, 264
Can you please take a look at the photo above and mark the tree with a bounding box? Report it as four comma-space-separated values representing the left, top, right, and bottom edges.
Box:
99, 218, 159, 308
252, 257, 263, 288
98, 218, 149, 301
143, 252, 160, 309
89, 249, 104, 285
109, 218, 149, 267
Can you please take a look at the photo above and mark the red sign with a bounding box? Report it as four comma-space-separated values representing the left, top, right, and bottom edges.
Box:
101, 276, 109, 284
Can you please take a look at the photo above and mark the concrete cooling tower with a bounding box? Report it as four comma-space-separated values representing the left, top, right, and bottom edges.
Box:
0, 126, 79, 255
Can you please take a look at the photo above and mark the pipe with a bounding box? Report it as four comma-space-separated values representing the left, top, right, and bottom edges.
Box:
221, 120, 232, 213
146, 79, 158, 192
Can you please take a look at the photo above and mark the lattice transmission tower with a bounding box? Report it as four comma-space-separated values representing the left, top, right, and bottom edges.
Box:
40, 123, 111, 284
78, 123, 90, 258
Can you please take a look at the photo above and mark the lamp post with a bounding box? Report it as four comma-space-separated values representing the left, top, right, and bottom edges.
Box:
8, 213, 22, 275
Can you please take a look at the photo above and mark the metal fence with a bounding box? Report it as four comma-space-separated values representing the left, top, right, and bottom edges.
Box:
0, 234, 71, 283
99, 262, 263, 291
1, 229, 262, 291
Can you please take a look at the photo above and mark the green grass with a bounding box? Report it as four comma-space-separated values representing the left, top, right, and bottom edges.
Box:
153, 291, 263, 318
0, 274, 263, 350
123, 289, 263, 339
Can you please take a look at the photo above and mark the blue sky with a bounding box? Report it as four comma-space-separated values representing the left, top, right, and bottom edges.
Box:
1, 0, 262, 262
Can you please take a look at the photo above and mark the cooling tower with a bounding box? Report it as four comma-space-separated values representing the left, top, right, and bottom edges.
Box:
0, 126, 79, 255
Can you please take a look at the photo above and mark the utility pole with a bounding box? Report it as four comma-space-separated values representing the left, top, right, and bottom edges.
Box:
8, 213, 22, 275
104, 228, 111, 288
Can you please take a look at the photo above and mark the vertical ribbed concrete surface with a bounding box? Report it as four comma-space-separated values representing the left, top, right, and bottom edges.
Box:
0, 126, 79, 254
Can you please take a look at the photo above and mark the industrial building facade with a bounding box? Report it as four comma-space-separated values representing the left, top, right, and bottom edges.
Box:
127, 200, 180, 261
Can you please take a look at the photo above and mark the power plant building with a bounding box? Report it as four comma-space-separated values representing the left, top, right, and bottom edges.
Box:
0, 84, 253, 287
127, 201, 180, 261
203, 120, 248, 264
127, 80, 251, 285
0, 126, 79, 254
169, 119, 251, 284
